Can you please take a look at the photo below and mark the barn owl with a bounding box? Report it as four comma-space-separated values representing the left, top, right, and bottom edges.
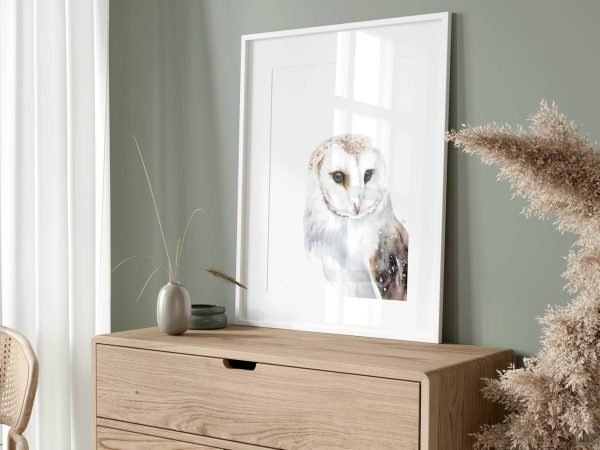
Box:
304, 134, 408, 300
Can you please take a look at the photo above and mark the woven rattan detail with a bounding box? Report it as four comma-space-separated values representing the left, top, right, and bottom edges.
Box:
0, 335, 29, 428
0, 326, 38, 450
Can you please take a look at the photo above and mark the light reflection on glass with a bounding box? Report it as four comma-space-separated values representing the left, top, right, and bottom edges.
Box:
353, 31, 382, 106
328, 29, 398, 326
351, 113, 377, 142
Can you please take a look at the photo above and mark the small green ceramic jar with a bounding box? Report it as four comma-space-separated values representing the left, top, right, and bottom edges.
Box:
189, 304, 227, 330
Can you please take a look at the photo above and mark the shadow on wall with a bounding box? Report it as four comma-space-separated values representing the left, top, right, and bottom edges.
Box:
110, 0, 231, 332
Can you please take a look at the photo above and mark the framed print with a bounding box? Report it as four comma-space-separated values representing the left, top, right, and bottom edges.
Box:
235, 13, 451, 342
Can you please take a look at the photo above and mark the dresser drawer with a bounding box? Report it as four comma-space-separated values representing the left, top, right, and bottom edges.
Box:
97, 426, 219, 449
96, 344, 420, 449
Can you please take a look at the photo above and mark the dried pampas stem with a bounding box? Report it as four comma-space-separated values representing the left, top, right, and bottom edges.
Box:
133, 135, 175, 281
447, 101, 600, 449
205, 268, 247, 290
117, 137, 247, 304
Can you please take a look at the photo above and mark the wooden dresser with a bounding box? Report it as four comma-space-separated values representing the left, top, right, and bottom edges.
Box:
92, 326, 514, 450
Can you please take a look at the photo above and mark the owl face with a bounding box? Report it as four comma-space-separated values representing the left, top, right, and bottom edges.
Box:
317, 144, 387, 219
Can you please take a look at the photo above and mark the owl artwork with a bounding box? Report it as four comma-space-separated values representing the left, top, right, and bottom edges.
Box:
304, 134, 409, 300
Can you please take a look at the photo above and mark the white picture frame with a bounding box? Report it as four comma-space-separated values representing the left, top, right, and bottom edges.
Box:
235, 13, 451, 343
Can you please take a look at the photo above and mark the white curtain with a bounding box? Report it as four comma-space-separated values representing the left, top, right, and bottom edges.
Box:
0, 0, 111, 448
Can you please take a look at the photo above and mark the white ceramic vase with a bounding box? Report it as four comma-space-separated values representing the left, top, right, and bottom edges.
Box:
157, 282, 191, 335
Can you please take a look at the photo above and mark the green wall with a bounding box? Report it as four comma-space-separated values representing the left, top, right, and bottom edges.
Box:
110, 0, 600, 356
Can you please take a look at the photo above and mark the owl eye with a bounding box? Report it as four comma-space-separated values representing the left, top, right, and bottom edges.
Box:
364, 169, 374, 183
331, 171, 345, 184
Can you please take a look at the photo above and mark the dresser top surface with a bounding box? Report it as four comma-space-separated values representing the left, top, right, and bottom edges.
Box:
94, 326, 513, 381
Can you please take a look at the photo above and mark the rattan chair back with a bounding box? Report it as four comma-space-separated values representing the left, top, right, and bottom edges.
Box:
0, 326, 38, 444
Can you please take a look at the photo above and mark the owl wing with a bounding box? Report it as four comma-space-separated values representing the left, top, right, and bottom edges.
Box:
369, 220, 408, 300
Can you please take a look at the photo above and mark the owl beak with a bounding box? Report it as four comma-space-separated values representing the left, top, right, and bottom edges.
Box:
353, 203, 360, 215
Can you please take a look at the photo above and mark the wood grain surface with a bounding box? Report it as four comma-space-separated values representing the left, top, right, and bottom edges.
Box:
421, 350, 515, 449
97, 426, 218, 449
96, 344, 420, 449
97, 419, 266, 450
93, 326, 515, 449
94, 325, 513, 382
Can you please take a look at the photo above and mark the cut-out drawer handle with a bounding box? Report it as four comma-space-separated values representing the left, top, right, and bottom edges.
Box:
223, 358, 256, 371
